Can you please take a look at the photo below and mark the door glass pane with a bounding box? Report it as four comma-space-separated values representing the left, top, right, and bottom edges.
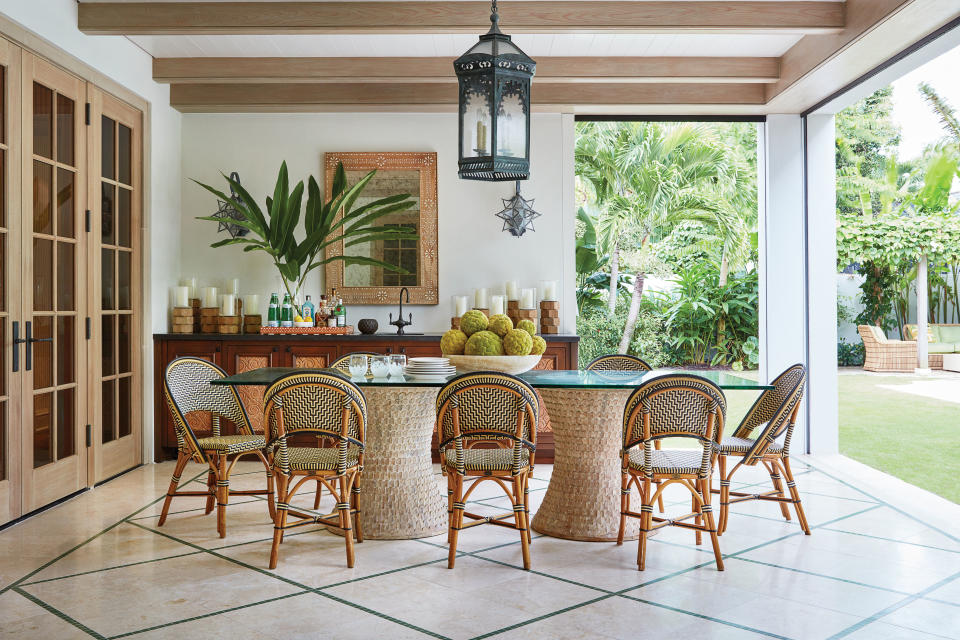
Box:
118, 251, 131, 310
33, 83, 53, 159
118, 124, 132, 185
101, 116, 115, 179
33, 316, 53, 389
56, 387, 75, 459
101, 183, 115, 245
0, 235, 5, 312
102, 315, 115, 376
56, 94, 74, 166
57, 168, 75, 238
118, 377, 131, 438
118, 314, 130, 374
57, 242, 74, 311
102, 379, 115, 443
0, 321, 4, 397
33, 391, 53, 467
102, 248, 115, 310
118, 188, 131, 248
33, 238, 53, 311
33, 161, 53, 235
0, 149, 5, 227
0, 65, 5, 144
0, 401, 5, 481
57, 316, 74, 385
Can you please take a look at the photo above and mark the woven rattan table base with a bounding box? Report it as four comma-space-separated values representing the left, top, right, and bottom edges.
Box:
532, 388, 640, 541
354, 386, 447, 539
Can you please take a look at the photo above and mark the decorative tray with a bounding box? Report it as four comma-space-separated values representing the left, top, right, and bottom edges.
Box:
260, 326, 354, 335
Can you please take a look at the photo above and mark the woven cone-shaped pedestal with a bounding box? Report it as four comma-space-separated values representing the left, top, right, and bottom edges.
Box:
532, 388, 640, 541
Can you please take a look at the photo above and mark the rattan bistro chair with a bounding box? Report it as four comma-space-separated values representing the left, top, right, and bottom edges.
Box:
263, 371, 366, 569
619, 374, 727, 571
437, 372, 538, 570
329, 352, 382, 376
715, 364, 810, 536
586, 354, 652, 372
160, 357, 275, 538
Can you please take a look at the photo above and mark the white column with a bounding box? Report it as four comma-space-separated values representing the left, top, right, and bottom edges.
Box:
560, 113, 578, 335
916, 255, 930, 373
805, 114, 839, 454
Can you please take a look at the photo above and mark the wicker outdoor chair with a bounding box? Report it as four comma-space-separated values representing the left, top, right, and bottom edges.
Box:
858, 325, 919, 372
714, 364, 810, 536
586, 354, 652, 372
437, 372, 538, 570
160, 357, 275, 538
588, 353, 664, 512
262, 371, 367, 568
619, 374, 727, 571
329, 352, 382, 376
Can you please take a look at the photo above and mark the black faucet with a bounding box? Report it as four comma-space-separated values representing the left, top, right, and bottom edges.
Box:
389, 287, 413, 335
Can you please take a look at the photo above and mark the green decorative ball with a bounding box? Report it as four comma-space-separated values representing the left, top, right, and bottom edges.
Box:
530, 335, 547, 355
503, 328, 534, 356
488, 314, 514, 337
460, 310, 489, 336
464, 330, 504, 356
517, 319, 537, 337
440, 329, 468, 355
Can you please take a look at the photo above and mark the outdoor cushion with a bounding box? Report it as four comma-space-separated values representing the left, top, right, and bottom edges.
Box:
868, 325, 887, 343
937, 325, 960, 343
930, 326, 942, 342
927, 342, 955, 354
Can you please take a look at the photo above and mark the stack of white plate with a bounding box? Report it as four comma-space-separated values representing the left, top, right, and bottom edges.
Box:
403, 357, 456, 380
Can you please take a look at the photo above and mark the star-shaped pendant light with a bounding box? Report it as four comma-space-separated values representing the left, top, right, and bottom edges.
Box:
211, 171, 250, 239
495, 180, 541, 237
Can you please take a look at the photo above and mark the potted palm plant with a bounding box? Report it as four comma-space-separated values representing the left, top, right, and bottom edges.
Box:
194, 161, 418, 314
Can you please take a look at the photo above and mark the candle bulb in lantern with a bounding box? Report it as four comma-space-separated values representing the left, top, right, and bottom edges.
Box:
243, 294, 259, 316
220, 294, 236, 316
171, 286, 189, 308
540, 280, 558, 301
474, 287, 489, 309
201, 287, 218, 308
490, 295, 505, 316
520, 288, 536, 310
505, 280, 519, 301
180, 277, 198, 300
452, 295, 469, 317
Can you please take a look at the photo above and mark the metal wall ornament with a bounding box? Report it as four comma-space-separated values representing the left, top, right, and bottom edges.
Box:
496, 181, 541, 237
454, 0, 536, 182
211, 172, 250, 239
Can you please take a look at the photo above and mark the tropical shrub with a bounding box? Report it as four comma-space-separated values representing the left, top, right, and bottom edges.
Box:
837, 339, 866, 366
577, 302, 668, 369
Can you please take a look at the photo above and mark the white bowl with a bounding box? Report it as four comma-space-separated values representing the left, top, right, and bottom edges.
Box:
446, 354, 542, 375
294, 321, 314, 328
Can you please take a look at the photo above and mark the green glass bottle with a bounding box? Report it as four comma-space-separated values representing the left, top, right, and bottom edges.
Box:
280, 293, 294, 327
267, 293, 280, 327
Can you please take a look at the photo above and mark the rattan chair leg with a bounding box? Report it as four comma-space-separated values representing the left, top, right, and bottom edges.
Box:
216, 454, 228, 538
158, 452, 190, 527
638, 478, 652, 571
339, 475, 356, 568
313, 479, 323, 510
653, 441, 665, 513
352, 476, 364, 543
446, 482, 454, 544
448, 475, 464, 569
522, 473, 532, 545
514, 475, 531, 570
205, 469, 216, 515
269, 474, 288, 569
693, 484, 703, 546
617, 470, 630, 545
717, 455, 730, 536
764, 460, 792, 522
700, 478, 724, 571
780, 457, 811, 535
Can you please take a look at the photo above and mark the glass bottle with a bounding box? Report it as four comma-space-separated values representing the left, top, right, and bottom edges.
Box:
336, 297, 346, 327
267, 293, 280, 327
280, 293, 294, 327
302, 295, 316, 324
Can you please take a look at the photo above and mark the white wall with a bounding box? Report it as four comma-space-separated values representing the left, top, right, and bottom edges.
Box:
0, 0, 183, 460
180, 112, 575, 334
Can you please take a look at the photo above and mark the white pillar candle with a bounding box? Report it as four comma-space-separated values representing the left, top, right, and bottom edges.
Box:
520, 288, 536, 310
474, 287, 489, 309
220, 294, 236, 316
226, 278, 240, 296
179, 277, 198, 299
540, 279, 558, 301
505, 280, 519, 301
243, 294, 259, 316
490, 295, 505, 316
171, 286, 189, 308
452, 295, 469, 317
201, 287, 218, 308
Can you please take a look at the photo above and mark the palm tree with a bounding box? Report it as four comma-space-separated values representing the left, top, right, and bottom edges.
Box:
919, 82, 960, 144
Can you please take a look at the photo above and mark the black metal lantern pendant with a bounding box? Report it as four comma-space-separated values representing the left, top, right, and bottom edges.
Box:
454, 0, 536, 181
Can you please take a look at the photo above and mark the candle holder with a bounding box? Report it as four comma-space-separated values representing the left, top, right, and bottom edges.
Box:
171, 307, 194, 334
218, 315, 241, 335
507, 299, 520, 325
243, 314, 262, 334
473, 308, 490, 318
451, 316, 461, 330
539, 300, 559, 334
200, 307, 220, 333
190, 298, 201, 332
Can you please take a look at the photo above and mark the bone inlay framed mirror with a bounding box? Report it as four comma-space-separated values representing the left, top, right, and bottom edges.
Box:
324, 152, 439, 305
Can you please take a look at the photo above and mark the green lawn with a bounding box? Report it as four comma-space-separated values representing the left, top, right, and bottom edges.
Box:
839, 373, 960, 504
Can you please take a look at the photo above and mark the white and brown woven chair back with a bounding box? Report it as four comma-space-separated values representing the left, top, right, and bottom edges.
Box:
263, 371, 367, 476
436, 372, 538, 476
587, 354, 652, 372
329, 352, 382, 375
163, 357, 253, 462
733, 364, 806, 463
623, 374, 727, 479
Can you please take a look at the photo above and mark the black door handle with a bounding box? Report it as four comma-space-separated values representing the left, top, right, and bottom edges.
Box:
23, 321, 53, 372
12, 321, 25, 372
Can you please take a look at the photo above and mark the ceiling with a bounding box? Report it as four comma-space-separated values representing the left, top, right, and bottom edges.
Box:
73, 1, 960, 114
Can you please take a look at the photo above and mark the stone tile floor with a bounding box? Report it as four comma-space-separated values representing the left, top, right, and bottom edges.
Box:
1, 458, 958, 639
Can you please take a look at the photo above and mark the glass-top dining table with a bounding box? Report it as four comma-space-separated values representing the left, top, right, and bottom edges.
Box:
213, 368, 771, 542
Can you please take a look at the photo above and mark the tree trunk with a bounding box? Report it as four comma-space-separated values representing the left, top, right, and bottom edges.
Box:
618, 274, 646, 354
607, 242, 620, 314
718, 254, 730, 287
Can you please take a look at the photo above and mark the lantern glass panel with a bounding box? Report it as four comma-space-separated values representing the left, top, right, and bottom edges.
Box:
461, 86, 492, 157
497, 79, 527, 159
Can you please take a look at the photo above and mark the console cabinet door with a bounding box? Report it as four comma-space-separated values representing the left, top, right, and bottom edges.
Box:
223, 342, 284, 434
285, 343, 339, 370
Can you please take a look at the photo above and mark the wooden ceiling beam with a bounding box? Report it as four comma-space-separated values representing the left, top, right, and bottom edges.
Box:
168, 81, 765, 112
153, 56, 780, 84
79, 2, 845, 35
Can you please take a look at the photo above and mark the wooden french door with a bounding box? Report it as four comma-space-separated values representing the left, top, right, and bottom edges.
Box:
0, 39, 22, 523
88, 87, 142, 482
19, 52, 88, 512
